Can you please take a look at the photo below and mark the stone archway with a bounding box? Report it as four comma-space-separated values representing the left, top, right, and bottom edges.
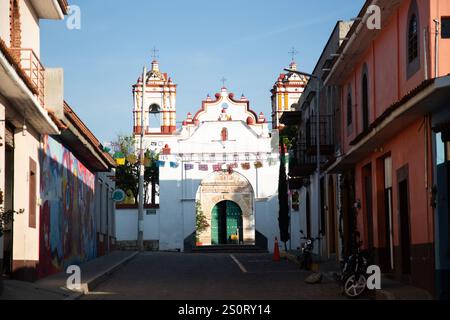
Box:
196, 171, 255, 246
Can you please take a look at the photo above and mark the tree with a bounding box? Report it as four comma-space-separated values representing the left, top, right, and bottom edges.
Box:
111, 135, 159, 205
278, 143, 290, 251
144, 149, 159, 205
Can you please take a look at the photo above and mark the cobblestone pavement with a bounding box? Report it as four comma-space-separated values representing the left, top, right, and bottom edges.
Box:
82, 252, 353, 300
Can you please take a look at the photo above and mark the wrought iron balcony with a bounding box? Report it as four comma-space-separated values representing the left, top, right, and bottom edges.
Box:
305, 115, 334, 155
9, 48, 45, 107
288, 143, 317, 178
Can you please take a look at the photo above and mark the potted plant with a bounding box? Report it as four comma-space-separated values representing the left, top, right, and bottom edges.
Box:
195, 201, 209, 247
0, 190, 24, 296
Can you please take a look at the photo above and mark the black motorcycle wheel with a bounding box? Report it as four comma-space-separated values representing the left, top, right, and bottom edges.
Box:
343, 274, 367, 298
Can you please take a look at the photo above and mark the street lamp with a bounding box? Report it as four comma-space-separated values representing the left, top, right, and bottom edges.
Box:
284, 68, 322, 255
137, 66, 147, 251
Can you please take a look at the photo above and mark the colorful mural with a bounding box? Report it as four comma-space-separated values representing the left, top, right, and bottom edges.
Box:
37, 135, 97, 279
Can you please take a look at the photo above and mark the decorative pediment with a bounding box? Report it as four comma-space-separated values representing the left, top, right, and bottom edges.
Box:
192, 87, 258, 124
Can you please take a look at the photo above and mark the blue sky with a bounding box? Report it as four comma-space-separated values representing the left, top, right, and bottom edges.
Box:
40, 0, 365, 143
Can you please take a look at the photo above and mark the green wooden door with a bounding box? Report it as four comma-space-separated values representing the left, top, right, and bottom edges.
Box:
211, 203, 221, 245
211, 201, 243, 245
226, 201, 243, 244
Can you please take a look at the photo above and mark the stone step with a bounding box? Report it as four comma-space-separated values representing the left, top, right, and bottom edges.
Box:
191, 245, 267, 253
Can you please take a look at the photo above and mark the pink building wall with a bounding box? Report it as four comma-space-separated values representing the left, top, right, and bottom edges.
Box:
337, 0, 450, 294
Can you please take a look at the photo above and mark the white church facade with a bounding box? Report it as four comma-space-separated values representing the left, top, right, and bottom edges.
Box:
115, 59, 305, 252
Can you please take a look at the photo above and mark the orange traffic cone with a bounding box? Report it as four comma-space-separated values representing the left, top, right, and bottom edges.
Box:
273, 237, 280, 262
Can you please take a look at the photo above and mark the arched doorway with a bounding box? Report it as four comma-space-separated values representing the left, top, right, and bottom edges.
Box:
211, 201, 243, 245
196, 171, 255, 246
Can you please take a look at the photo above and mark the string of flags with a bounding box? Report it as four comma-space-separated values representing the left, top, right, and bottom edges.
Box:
155, 157, 279, 171
113, 150, 283, 170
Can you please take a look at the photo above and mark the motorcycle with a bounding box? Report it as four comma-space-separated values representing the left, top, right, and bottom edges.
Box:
338, 240, 370, 298
297, 230, 321, 270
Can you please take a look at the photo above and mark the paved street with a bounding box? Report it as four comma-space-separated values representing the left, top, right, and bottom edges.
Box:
82, 252, 346, 300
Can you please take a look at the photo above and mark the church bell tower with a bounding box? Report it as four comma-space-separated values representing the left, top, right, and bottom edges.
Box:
270, 56, 308, 130
132, 58, 177, 135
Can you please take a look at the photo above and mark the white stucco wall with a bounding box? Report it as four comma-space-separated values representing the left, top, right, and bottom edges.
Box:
115, 208, 160, 241
12, 126, 41, 262
254, 197, 279, 253
290, 199, 302, 250
0, 0, 11, 46
21, 0, 41, 58
296, 174, 329, 257
158, 173, 184, 250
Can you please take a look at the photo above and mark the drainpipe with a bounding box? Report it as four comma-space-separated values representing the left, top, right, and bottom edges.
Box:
424, 27, 429, 80
433, 19, 440, 78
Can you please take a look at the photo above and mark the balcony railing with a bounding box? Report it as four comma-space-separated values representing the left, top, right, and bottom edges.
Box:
305, 115, 334, 155
10, 48, 45, 107
288, 143, 317, 178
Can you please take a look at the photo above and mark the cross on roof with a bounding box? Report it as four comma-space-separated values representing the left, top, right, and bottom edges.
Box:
289, 47, 298, 62
221, 77, 227, 88
151, 47, 159, 60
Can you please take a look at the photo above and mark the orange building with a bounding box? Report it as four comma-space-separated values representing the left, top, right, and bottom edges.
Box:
326, 0, 450, 297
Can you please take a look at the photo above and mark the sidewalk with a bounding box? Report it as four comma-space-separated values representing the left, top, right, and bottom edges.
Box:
0, 251, 138, 300
376, 277, 433, 300
281, 250, 433, 300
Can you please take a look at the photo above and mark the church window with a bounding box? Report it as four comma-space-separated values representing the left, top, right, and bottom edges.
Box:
408, 15, 418, 63
221, 127, 228, 141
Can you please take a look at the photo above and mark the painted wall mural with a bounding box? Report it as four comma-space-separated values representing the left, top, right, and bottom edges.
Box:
37, 135, 97, 279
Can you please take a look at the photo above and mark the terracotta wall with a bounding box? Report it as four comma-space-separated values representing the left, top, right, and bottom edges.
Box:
341, 0, 450, 155
354, 119, 433, 247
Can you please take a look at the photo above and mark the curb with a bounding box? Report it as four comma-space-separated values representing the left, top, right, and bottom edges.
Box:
64, 251, 139, 300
